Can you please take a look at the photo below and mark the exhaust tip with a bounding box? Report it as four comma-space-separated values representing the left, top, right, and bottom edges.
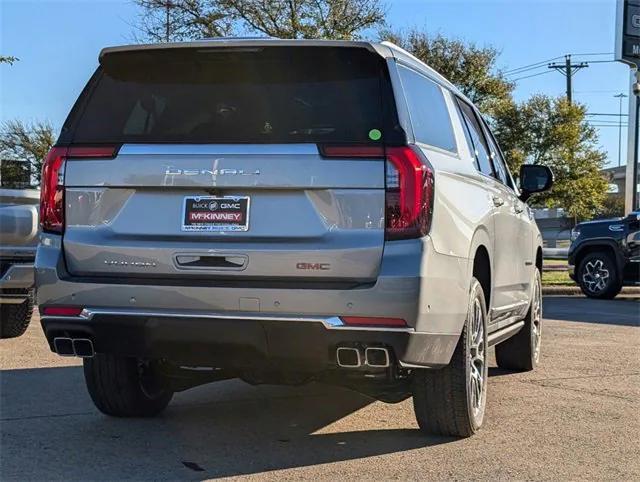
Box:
336, 347, 361, 368
72, 338, 95, 358
365, 347, 390, 368
53, 337, 74, 356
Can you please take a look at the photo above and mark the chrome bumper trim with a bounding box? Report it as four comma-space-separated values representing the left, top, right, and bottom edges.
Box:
76, 308, 416, 333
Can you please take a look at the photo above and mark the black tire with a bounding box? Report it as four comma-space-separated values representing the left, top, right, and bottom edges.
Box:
83, 354, 173, 417
412, 278, 488, 438
495, 269, 542, 371
577, 251, 622, 299
0, 290, 34, 339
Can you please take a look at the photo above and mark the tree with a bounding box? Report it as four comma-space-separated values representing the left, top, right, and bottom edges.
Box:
132, 0, 386, 42
0, 120, 56, 185
220, 0, 386, 39
380, 30, 514, 113
0, 56, 19, 65
492, 96, 609, 220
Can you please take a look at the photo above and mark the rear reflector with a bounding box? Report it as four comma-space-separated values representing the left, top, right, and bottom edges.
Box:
40, 145, 119, 233
340, 316, 407, 327
41, 306, 84, 317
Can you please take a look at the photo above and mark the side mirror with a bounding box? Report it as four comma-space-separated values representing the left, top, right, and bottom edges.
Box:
519, 164, 553, 202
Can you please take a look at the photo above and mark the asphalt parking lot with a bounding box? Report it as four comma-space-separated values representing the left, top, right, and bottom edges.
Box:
1, 296, 638, 481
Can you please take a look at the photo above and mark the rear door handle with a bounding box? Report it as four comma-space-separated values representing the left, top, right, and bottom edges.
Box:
514, 203, 524, 214
492, 196, 504, 207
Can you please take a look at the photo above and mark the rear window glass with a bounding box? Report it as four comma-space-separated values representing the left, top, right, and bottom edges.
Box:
61, 46, 400, 145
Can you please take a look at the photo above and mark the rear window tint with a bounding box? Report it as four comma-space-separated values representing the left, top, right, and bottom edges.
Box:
60, 47, 401, 145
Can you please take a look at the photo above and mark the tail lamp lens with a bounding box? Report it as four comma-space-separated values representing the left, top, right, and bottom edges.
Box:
40, 146, 118, 233
384, 146, 434, 240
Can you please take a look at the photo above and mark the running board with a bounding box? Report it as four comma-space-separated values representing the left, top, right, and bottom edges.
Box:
487, 320, 525, 347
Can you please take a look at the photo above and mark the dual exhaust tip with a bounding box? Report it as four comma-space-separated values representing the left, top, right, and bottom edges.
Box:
336, 346, 390, 368
53, 337, 95, 358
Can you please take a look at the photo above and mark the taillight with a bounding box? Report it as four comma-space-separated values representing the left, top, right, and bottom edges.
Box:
318, 144, 434, 240
384, 146, 434, 240
40, 145, 118, 233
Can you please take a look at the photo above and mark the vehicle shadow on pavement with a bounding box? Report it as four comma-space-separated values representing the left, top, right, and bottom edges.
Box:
0, 365, 458, 480
542, 297, 640, 327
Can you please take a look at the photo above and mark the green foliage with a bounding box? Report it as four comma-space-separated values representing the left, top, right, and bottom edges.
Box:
492, 96, 609, 220
0, 56, 19, 65
0, 120, 56, 185
133, 0, 386, 42
380, 30, 514, 113
594, 196, 625, 219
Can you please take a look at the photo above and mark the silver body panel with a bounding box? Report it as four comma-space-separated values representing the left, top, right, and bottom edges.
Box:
0, 188, 39, 252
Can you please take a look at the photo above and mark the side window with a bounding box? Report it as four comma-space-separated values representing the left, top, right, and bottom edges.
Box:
481, 118, 513, 188
398, 65, 457, 153
456, 99, 494, 177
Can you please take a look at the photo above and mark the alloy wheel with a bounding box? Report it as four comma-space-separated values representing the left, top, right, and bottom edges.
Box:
531, 273, 542, 363
582, 259, 610, 293
468, 297, 486, 419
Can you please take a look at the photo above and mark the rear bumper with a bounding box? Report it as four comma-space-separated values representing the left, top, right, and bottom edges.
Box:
0, 263, 35, 289
40, 309, 459, 369
0, 263, 34, 303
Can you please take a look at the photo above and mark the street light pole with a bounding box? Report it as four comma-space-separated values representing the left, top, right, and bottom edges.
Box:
614, 93, 628, 167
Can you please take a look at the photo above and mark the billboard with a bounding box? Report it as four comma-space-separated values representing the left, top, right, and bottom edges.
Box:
616, 0, 640, 68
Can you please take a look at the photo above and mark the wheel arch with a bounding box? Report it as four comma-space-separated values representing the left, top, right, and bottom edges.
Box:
467, 227, 493, 311
572, 240, 624, 283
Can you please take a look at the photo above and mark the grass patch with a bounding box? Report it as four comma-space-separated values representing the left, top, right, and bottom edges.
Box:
542, 269, 575, 286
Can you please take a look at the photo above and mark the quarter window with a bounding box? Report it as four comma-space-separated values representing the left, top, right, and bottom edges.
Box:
456, 99, 494, 177
398, 65, 457, 153
482, 120, 512, 188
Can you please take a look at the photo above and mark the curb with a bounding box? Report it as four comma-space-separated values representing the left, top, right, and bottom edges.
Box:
542, 285, 640, 296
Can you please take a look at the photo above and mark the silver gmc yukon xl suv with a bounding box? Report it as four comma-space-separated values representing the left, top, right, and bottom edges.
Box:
36, 39, 553, 437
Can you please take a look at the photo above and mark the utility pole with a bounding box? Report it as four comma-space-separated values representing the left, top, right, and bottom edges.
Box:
548, 55, 589, 104
615, 93, 629, 167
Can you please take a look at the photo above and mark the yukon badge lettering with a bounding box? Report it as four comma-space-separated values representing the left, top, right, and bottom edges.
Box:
104, 259, 157, 268
296, 262, 331, 271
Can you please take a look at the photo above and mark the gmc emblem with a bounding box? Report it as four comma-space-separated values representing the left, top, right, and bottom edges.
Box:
296, 262, 331, 270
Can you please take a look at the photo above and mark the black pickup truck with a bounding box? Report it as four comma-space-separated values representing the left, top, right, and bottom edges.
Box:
568, 211, 640, 299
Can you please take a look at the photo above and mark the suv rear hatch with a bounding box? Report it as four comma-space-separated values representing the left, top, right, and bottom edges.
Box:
52, 44, 402, 285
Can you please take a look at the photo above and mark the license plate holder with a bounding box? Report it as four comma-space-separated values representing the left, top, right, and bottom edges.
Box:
182, 196, 250, 232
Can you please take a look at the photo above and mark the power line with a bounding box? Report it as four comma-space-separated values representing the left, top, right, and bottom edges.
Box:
503, 52, 614, 75
570, 52, 614, 57
510, 70, 554, 82
503, 56, 564, 75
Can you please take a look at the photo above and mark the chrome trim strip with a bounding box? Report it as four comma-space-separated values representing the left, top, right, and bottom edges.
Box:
487, 320, 525, 347
76, 308, 415, 333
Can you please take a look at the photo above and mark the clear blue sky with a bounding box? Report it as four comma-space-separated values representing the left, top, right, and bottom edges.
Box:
0, 0, 635, 167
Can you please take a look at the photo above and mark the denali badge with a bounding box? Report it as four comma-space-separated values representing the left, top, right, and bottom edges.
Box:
165, 167, 261, 176
296, 262, 331, 270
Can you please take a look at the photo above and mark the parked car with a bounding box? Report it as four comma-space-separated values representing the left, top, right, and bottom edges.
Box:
36, 39, 552, 437
0, 187, 38, 338
568, 211, 640, 299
